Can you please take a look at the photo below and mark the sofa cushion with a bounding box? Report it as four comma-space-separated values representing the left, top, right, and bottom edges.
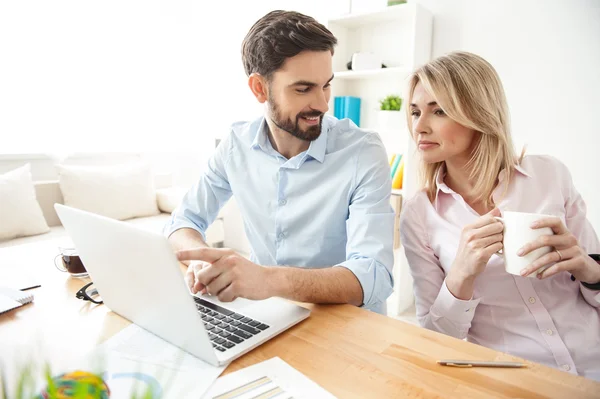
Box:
0, 213, 174, 250
0, 164, 50, 241
156, 187, 187, 213
57, 163, 160, 221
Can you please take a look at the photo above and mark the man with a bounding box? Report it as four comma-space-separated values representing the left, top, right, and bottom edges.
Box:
166, 10, 394, 314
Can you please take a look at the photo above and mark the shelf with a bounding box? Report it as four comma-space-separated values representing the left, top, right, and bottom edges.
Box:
334, 66, 409, 80
328, 2, 432, 210
328, 4, 413, 28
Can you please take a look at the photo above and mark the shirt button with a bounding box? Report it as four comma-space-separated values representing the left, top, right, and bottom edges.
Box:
529, 297, 536, 304
546, 329, 553, 336
279, 199, 287, 206
562, 364, 571, 371
278, 232, 286, 240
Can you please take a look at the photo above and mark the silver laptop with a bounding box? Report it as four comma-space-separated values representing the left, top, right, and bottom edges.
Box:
55, 204, 310, 367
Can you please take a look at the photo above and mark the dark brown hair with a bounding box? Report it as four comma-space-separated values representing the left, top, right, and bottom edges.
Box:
241, 10, 337, 79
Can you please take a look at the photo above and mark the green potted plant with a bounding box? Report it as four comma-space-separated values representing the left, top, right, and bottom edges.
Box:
379, 95, 402, 111
378, 94, 403, 134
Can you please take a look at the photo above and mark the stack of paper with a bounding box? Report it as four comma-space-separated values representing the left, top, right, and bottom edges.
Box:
0, 286, 34, 314
204, 357, 337, 399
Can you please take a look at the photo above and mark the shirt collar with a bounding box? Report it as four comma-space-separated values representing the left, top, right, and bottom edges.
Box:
250, 116, 329, 164
305, 121, 328, 163
250, 118, 271, 153
499, 162, 531, 181
435, 161, 532, 197
435, 164, 451, 194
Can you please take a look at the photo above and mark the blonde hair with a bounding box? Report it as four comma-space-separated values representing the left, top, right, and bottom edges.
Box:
406, 51, 521, 207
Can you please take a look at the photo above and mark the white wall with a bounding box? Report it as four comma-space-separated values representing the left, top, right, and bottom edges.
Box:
0, 0, 345, 191
0, 0, 347, 155
0, 0, 348, 179
415, 0, 600, 231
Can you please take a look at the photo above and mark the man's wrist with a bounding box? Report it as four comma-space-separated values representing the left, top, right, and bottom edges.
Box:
265, 266, 289, 298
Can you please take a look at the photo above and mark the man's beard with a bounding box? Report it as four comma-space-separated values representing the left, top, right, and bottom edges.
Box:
268, 99, 323, 142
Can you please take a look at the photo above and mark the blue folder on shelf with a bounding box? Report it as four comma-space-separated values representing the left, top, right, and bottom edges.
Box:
334, 96, 361, 127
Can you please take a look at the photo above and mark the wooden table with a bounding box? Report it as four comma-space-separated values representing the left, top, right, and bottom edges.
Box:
1, 241, 599, 398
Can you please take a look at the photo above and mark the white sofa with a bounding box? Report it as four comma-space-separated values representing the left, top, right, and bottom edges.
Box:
0, 175, 224, 251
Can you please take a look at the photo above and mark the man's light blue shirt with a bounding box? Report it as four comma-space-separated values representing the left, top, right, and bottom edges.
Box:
165, 115, 394, 314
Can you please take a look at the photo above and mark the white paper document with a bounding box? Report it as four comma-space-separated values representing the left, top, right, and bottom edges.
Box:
89, 324, 226, 399
203, 357, 336, 399
0, 294, 21, 314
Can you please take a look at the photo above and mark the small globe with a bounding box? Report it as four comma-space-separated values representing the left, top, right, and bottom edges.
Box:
37, 370, 110, 399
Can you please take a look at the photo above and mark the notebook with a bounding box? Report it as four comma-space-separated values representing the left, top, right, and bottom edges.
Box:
0, 286, 34, 315
0, 268, 41, 291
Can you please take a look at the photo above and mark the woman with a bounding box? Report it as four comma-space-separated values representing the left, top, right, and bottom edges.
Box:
399, 51, 600, 380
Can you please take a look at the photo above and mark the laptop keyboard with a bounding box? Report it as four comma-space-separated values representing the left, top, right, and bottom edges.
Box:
193, 296, 270, 353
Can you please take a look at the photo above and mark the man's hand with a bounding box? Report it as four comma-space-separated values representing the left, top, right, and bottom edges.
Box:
177, 247, 274, 302
184, 261, 211, 295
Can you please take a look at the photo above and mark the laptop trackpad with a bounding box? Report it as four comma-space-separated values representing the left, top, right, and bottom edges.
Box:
194, 295, 309, 326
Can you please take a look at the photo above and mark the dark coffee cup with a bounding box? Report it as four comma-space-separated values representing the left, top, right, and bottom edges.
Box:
54, 248, 88, 278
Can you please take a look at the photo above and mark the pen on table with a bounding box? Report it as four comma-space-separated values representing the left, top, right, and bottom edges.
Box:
21, 284, 41, 291
437, 360, 527, 368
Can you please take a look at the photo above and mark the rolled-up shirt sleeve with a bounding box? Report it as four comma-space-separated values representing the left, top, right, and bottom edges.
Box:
400, 198, 480, 339
337, 133, 394, 310
164, 134, 233, 240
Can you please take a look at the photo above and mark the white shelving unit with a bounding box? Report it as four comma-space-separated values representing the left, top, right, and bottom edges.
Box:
327, 3, 432, 154
334, 66, 410, 80
327, 2, 432, 203
328, 3, 417, 28
327, 3, 433, 316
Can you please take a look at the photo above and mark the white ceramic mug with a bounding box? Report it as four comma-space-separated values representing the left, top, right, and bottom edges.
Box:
495, 211, 555, 277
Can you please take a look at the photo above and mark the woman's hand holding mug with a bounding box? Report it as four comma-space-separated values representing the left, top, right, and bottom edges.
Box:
447, 208, 504, 300
518, 217, 600, 283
